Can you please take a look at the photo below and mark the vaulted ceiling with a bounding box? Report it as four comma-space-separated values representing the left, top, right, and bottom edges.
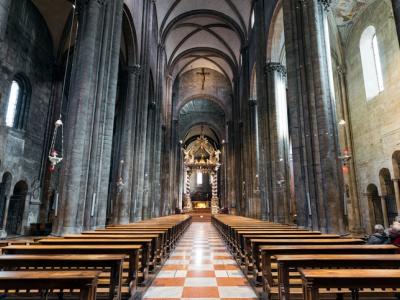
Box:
155, 0, 254, 82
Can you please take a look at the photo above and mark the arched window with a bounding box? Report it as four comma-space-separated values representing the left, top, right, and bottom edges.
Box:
197, 171, 203, 185
5, 75, 31, 129
250, 9, 255, 29
360, 26, 384, 100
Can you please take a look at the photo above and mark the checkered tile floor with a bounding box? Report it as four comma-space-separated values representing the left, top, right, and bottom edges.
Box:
143, 222, 258, 300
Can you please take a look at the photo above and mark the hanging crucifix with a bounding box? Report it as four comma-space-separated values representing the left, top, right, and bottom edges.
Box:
196, 68, 210, 90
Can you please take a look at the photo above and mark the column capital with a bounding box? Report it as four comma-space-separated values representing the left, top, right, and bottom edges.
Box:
127, 64, 141, 76
318, 0, 332, 11
84, 0, 108, 7
264, 62, 287, 77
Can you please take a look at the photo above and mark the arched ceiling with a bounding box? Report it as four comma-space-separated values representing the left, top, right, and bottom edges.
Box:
31, 0, 72, 55
156, 0, 254, 82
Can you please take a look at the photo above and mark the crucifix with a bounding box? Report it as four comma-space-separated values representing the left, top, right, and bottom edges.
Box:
196, 68, 210, 90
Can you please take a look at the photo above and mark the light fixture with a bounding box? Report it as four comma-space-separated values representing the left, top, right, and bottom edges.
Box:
338, 119, 346, 126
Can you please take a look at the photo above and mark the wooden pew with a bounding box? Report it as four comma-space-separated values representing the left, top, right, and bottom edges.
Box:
0, 270, 100, 300
250, 238, 364, 282
38, 238, 152, 282
2, 244, 141, 297
259, 244, 398, 293
299, 269, 400, 300
0, 254, 124, 300
80, 232, 166, 263
277, 254, 400, 300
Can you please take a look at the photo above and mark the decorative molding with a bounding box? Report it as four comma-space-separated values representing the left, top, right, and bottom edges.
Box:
265, 62, 287, 77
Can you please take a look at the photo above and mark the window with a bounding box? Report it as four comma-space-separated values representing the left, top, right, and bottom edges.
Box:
250, 9, 255, 29
360, 26, 384, 100
196, 171, 203, 185
4, 75, 30, 129
6, 81, 20, 127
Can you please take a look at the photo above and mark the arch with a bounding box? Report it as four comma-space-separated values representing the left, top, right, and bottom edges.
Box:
379, 168, 397, 224
122, 4, 139, 66
6, 181, 28, 235
266, 1, 285, 63
161, 10, 246, 46
392, 151, 400, 179
5, 74, 31, 129
366, 184, 384, 227
176, 94, 226, 116
0, 173, 12, 229
359, 25, 384, 100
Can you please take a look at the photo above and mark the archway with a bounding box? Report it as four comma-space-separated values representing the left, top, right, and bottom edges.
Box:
6, 181, 28, 235
0, 173, 12, 230
379, 168, 397, 225
366, 184, 384, 229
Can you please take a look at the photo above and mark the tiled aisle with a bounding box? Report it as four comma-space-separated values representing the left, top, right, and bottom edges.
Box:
143, 222, 258, 300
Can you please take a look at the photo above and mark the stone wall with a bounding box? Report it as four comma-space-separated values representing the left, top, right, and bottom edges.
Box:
0, 0, 53, 235
345, 0, 400, 230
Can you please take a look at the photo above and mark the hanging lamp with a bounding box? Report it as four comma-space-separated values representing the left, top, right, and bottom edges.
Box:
48, 0, 77, 173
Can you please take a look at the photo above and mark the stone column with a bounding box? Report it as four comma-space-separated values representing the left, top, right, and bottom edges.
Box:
265, 62, 291, 224
335, 65, 363, 234
392, 0, 400, 46
54, 0, 108, 235
393, 178, 400, 216
84, 0, 124, 230
283, 0, 345, 233
113, 65, 141, 224
211, 170, 220, 214
380, 196, 390, 228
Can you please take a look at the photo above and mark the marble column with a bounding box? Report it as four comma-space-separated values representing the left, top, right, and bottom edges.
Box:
211, 170, 220, 214
392, 0, 400, 46
265, 62, 290, 224
283, 0, 345, 233
183, 169, 193, 212
54, 0, 108, 235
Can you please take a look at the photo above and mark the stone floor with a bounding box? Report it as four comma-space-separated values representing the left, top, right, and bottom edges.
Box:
143, 222, 258, 300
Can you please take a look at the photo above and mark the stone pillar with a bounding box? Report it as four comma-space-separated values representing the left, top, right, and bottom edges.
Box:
335, 65, 363, 234
265, 62, 291, 224
393, 178, 400, 216
54, 0, 108, 235
211, 171, 220, 214
113, 65, 141, 224
381, 196, 390, 228
392, 0, 400, 46
84, 0, 124, 230
283, 0, 345, 233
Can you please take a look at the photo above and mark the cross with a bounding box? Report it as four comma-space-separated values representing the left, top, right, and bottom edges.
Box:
196, 68, 210, 90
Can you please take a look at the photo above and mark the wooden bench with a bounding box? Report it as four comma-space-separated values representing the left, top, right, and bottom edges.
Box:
2, 244, 141, 297
0, 270, 100, 300
277, 254, 400, 300
38, 238, 152, 282
299, 269, 400, 300
259, 244, 398, 293
250, 238, 364, 282
0, 254, 124, 300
